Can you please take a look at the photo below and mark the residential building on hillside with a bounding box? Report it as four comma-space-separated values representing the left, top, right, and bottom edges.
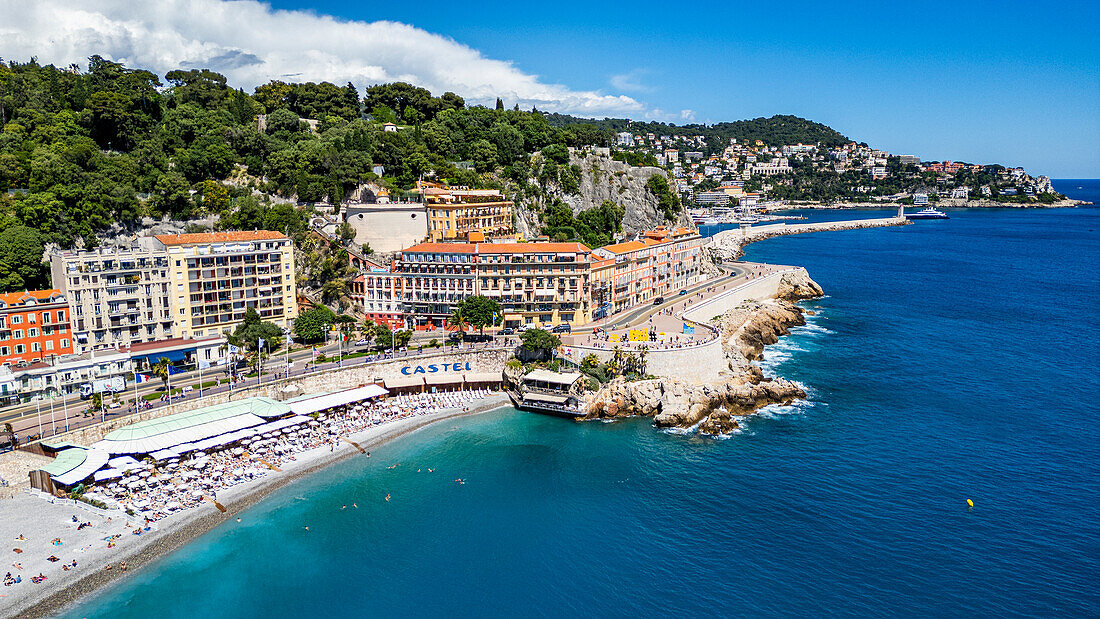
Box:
0, 290, 74, 367
154, 231, 299, 340
50, 242, 174, 353
419, 182, 515, 242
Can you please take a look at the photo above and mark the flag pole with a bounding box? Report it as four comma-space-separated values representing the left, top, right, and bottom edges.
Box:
49, 391, 55, 436
35, 396, 42, 438
61, 379, 69, 432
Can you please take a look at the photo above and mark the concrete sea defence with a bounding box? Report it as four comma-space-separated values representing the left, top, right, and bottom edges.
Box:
707, 216, 909, 262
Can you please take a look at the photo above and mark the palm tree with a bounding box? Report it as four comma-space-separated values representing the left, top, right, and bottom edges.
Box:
90, 392, 103, 415
446, 307, 469, 340
151, 356, 172, 391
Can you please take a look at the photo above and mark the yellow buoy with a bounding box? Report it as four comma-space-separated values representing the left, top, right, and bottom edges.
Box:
966, 499, 974, 508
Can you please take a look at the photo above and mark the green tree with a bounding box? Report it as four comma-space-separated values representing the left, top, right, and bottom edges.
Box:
293, 305, 336, 344
230, 307, 284, 352
520, 329, 561, 353
455, 295, 501, 337
150, 356, 173, 390
0, 226, 49, 292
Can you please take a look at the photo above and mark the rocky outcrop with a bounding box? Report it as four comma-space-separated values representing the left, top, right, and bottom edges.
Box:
776, 270, 824, 301
581, 269, 823, 434
515, 148, 692, 238
583, 375, 805, 435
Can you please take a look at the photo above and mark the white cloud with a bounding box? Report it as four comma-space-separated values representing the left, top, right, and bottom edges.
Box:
0, 0, 646, 116
680, 109, 696, 122
609, 69, 653, 93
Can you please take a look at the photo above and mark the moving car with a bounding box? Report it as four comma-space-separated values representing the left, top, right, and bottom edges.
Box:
653, 296, 664, 305
551, 323, 572, 334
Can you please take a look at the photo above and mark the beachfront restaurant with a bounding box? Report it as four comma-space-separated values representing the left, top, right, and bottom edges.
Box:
513, 370, 584, 418
33, 387, 391, 490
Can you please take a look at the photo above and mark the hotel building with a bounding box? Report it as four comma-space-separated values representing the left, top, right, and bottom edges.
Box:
355, 241, 596, 330
420, 183, 514, 242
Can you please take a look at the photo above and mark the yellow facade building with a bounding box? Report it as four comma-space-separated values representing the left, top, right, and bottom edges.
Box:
154, 231, 299, 340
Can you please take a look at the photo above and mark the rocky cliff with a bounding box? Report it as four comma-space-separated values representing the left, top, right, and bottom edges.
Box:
514, 148, 692, 238
582, 270, 823, 435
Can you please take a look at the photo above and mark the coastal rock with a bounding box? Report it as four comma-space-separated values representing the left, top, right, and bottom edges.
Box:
582, 375, 805, 431
719, 299, 808, 362
776, 270, 824, 301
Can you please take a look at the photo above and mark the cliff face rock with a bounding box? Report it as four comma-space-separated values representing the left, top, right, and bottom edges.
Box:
516, 149, 692, 238
718, 299, 807, 363
583, 375, 805, 435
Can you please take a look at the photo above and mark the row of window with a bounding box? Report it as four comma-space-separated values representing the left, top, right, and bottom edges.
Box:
0, 310, 67, 328
0, 338, 69, 356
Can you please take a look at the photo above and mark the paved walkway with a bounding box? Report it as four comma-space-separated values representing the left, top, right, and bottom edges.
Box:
563, 261, 790, 351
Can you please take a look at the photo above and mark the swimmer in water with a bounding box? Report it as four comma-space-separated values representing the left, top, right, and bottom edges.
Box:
341, 505, 346, 510
384, 494, 391, 502
353, 503, 358, 508
303, 526, 309, 531
236, 518, 242, 523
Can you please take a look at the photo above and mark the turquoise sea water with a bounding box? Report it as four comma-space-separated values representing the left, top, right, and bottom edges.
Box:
71, 182, 1099, 617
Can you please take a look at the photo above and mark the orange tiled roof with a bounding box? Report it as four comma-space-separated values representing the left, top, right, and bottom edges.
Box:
476, 242, 590, 254
599, 240, 647, 254
401, 242, 478, 254
0, 289, 65, 306
154, 231, 288, 246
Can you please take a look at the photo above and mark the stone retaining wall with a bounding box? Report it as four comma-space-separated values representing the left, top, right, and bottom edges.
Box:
14, 349, 511, 449
681, 269, 801, 323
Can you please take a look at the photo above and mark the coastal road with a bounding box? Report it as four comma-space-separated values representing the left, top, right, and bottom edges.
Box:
1, 339, 514, 444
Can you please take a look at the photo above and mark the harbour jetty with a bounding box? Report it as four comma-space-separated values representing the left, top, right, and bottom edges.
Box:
708, 215, 909, 262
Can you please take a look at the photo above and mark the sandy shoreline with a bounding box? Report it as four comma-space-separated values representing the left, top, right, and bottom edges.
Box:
2, 395, 511, 619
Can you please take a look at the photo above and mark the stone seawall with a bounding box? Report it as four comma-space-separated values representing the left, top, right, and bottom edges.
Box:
565, 337, 727, 385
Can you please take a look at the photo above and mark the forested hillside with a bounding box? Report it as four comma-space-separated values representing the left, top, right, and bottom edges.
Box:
545, 113, 851, 151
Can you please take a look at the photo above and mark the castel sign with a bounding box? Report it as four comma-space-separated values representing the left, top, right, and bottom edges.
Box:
400, 361, 473, 375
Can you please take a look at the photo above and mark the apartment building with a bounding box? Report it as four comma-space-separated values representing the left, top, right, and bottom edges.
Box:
50, 242, 174, 353
154, 231, 299, 340
0, 290, 74, 366
592, 227, 704, 314
420, 183, 514, 242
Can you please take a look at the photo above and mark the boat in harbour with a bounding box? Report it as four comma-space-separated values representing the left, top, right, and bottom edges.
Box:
905, 207, 949, 220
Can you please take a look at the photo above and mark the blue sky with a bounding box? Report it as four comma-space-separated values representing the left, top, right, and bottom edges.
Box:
267, 0, 1099, 177
7, 0, 1097, 177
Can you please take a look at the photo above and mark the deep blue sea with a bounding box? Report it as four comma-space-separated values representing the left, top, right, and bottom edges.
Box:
71, 181, 1100, 617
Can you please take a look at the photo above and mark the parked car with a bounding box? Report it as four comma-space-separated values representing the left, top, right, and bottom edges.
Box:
355, 338, 370, 347
679, 289, 688, 295
551, 324, 572, 334
499, 327, 515, 335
